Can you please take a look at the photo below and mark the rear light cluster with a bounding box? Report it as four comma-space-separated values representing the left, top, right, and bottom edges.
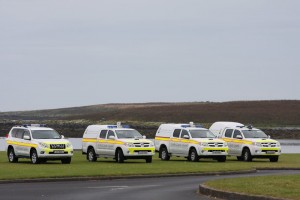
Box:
5, 134, 8, 138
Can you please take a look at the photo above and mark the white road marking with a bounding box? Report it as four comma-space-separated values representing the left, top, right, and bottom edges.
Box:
86, 184, 161, 191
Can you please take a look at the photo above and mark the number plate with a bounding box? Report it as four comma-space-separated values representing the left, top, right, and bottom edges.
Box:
53, 150, 64, 154
212, 151, 221, 154
138, 151, 148, 155
267, 151, 275, 154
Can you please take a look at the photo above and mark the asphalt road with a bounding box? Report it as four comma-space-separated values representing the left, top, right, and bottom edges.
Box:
1, 170, 300, 200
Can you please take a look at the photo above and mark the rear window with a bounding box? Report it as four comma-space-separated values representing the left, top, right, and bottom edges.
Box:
173, 129, 181, 138
224, 129, 233, 138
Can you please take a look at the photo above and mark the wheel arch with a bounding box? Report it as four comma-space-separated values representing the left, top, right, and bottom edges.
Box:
159, 144, 168, 158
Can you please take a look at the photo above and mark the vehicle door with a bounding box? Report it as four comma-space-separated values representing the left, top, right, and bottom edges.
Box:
97, 130, 107, 155
179, 129, 190, 156
223, 129, 234, 154
14, 129, 25, 155
106, 130, 116, 156
232, 130, 243, 155
22, 130, 32, 156
170, 129, 181, 154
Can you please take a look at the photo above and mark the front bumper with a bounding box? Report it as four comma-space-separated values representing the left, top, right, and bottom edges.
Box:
38, 148, 73, 158
252, 147, 281, 156
199, 147, 228, 156
124, 147, 155, 157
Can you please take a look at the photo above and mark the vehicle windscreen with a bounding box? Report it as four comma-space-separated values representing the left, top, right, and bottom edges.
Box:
242, 130, 268, 138
189, 130, 216, 138
31, 130, 61, 139
115, 130, 142, 139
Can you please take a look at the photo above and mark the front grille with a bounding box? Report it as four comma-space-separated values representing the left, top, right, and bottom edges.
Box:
261, 143, 277, 147
50, 144, 65, 149
133, 143, 150, 147
49, 152, 68, 154
208, 142, 224, 147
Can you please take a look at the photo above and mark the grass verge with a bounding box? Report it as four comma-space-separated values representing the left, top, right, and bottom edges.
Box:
205, 174, 300, 200
0, 152, 299, 180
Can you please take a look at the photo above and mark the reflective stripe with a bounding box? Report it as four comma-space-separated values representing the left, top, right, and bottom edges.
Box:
155, 136, 199, 144
260, 147, 280, 151
82, 138, 97, 143
82, 138, 124, 145
203, 147, 228, 151
6, 140, 38, 148
222, 138, 253, 145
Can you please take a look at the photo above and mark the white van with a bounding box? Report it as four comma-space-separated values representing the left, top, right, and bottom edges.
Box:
209, 122, 281, 162
155, 122, 228, 162
82, 122, 155, 163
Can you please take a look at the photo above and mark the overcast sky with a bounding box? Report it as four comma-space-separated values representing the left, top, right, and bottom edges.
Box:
0, 1, 299, 111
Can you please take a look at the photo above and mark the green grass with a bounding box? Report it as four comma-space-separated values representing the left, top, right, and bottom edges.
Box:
0, 152, 299, 180
205, 175, 300, 200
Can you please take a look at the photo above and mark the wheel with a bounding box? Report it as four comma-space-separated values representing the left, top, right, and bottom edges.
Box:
116, 149, 125, 163
242, 148, 252, 162
30, 149, 41, 164
270, 156, 279, 162
87, 148, 97, 162
7, 148, 18, 163
217, 156, 226, 162
237, 156, 243, 161
61, 157, 72, 164
189, 148, 199, 162
160, 147, 170, 161
145, 157, 152, 163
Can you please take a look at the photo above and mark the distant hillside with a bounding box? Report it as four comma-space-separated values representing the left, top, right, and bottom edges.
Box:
0, 100, 299, 126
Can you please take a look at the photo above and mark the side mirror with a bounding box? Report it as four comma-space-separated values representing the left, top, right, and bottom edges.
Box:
23, 135, 31, 140
143, 135, 146, 139
236, 135, 243, 139
61, 135, 65, 139
183, 135, 190, 139
109, 135, 115, 140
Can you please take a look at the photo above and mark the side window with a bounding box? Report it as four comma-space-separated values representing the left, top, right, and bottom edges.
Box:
224, 129, 233, 138
23, 130, 30, 139
107, 130, 115, 139
99, 130, 107, 139
233, 130, 242, 138
11, 129, 18, 138
180, 129, 190, 138
173, 129, 181, 138
16, 129, 25, 139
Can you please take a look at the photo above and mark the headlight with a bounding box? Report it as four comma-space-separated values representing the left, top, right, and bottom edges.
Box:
255, 142, 262, 147
150, 142, 154, 147
125, 143, 134, 147
277, 142, 281, 147
200, 142, 208, 146
224, 142, 228, 147
66, 143, 73, 148
39, 142, 48, 148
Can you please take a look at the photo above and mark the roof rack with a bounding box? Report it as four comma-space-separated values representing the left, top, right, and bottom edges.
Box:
107, 122, 130, 129
181, 122, 202, 128
16, 124, 48, 128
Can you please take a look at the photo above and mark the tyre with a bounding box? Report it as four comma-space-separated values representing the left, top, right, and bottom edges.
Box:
87, 148, 97, 162
217, 156, 226, 162
61, 157, 72, 164
237, 156, 243, 161
116, 149, 125, 163
7, 148, 18, 163
160, 147, 170, 161
30, 149, 41, 164
145, 157, 152, 163
242, 148, 252, 162
270, 156, 279, 162
189, 148, 199, 162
